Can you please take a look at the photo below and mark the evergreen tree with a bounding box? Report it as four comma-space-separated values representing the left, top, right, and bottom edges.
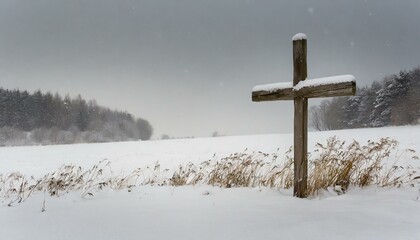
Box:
388, 71, 410, 125
357, 82, 380, 127
0, 88, 154, 144
136, 118, 153, 140
73, 95, 89, 131
31, 90, 44, 129
309, 65, 420, 130
407, 67, 420, 124
371, 77, 394, 127
342, 93, 361, 128
0, 88, 5, 127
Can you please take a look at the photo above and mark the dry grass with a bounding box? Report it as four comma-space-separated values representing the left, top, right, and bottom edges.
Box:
170, 137, 418, 196
1, 137, 419, 207
169, 149, 294, 189
307, 137, 418, 195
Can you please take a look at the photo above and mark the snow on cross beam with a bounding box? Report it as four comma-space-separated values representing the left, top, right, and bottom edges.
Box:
252, 75, 356, 102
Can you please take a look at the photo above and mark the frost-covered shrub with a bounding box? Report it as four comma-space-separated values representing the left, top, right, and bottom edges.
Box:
0, 126, 29, 146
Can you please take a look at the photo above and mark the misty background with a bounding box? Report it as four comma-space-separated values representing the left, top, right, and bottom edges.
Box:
1, 0, 419, 138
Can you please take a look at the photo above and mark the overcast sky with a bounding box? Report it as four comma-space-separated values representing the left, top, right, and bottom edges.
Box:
0, 0, 419, 138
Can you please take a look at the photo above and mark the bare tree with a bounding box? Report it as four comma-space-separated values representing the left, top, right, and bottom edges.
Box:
309, 100, 330, 131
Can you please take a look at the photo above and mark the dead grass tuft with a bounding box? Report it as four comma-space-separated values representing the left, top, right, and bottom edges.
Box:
1, 137, 418, 207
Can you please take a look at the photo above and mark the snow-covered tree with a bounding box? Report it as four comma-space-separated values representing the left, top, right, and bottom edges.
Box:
342, 93, 361, 128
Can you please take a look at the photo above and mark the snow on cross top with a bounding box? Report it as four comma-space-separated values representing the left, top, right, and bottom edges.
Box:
252, 82, 293, 92
292, 33, 307, 41
252, 75, 355, 93
293, 75, 355, 91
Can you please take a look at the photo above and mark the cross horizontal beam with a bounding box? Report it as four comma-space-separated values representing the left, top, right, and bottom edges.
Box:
252, 75, 356, 102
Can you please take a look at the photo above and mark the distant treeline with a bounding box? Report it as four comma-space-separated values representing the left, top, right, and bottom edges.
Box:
310, 66, 420, 130
0, 89, 153, 146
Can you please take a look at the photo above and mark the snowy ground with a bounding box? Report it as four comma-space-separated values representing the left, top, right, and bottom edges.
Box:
0, 126, 419, 240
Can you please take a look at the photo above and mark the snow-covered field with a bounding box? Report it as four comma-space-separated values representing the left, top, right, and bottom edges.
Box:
1, 126, 419, 240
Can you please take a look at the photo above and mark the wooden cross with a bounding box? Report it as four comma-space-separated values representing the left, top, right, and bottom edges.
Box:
252, 33, 356, 198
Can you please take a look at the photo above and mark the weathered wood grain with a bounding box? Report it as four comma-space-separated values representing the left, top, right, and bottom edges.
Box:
252, 88, 294, 101
293, 38, 308, 198
252, 81, 356, 102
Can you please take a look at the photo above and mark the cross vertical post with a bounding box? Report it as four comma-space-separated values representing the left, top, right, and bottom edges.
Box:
293, 36, 308, 198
